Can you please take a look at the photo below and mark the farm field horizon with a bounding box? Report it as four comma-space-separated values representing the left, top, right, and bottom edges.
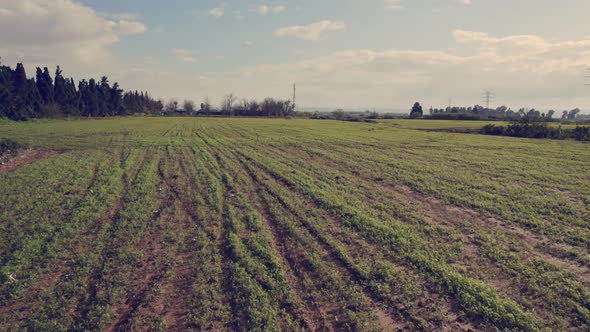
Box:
1, 117, 589, 331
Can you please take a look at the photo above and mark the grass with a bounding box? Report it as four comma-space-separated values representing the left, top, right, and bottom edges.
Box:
0, 117, 589, 331
378, 119, 507, 130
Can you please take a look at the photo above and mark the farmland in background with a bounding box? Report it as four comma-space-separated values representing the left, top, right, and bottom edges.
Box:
378, 119, 505, 130
0, 117, 589, 331
378, 119, 583, 131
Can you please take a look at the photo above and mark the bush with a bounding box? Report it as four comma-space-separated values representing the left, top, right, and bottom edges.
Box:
480, 124, 505, 136
572, 126, 590, 141
0, 139, 21, 157
480, 123, 590, 141
504, 123, 559, 139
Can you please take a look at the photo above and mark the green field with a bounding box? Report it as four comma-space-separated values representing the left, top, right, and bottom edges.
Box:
1, 117, 589, 331
378, 119, 506, 130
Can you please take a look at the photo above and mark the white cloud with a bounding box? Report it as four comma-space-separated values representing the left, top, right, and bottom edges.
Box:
385, 0, 472, 10
240, 30, 590, 109
274, 20, 346, 41
208, 7, 225, 18
0, 0, 147, 65
114, 20, 148, 35
0, 7, 16, 16
171, 48, 198, 63
384, 0, 403, 10
252, 4, 286, 15
103, 12, 140, 21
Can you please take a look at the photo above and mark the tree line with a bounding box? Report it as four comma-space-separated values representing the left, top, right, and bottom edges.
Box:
405, 102, 583, 121
0, 61, 162, 121
414, 103, 582, 121
161, 93, 295, 118
481, 121, 590, 141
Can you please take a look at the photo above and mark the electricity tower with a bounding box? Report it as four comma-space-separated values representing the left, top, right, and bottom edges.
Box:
586, 68, 590, 86
482, 90, 495, 109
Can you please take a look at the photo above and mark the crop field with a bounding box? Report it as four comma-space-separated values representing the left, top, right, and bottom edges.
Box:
0, 117, 589, 331
378, 119, 505, 130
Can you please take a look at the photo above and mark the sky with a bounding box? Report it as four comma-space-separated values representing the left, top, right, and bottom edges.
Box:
1, 0, 589, 111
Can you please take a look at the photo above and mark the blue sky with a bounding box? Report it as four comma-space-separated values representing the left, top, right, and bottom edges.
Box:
1, 0, 590, 110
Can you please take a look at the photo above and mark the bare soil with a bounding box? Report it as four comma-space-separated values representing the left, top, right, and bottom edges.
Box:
0, 149, 61, 174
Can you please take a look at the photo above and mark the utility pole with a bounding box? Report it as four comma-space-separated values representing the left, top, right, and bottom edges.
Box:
585, 68, 590, 86
292, 83, 297, 112
482, 90, 495, 109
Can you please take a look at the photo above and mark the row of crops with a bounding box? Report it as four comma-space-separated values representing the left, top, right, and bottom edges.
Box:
0, 117, 589, 331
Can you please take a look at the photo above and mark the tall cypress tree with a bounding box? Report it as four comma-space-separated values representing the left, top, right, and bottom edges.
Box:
64, 78, 79, 116
27, 78, 42, 118
110, 82, 123, 115
87, 78, 99, 117
78, 79, 89, 116
0, 61, 14, 119
1, 62, 161, 119
98, 76, 111, 116
35, 67, 54, 105
54, 66, 67, 108
10, 64, 31, 120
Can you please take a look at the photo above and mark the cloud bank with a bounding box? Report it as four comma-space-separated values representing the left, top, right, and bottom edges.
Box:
241, 30, 590, 109
274, 20, 346, 41
0, 0, 146, 66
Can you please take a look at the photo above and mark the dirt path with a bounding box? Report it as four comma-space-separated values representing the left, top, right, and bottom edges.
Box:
157, 145, 231, 331
0, 150, 61, 174
154, 148, 205, 330
254, 186, 325, 331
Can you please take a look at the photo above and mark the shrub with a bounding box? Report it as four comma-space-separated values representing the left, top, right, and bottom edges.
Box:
0, 139, 21, 157
480, 124, 505, 136
480, 123, 590, 141
572, 126, 590, 141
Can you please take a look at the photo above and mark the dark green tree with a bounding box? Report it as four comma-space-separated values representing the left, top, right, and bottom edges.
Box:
54, 66, 68, 107
86, 78, 100, 117
0, 63, 14, 119
35, 67, 54, 105
110, 82, 123, 115
409, 102, 423, 119
9, 64, 41, 120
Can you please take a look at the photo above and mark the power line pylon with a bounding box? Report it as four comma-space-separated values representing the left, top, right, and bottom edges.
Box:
292, 83, 297, 112
482, 90, 495, 109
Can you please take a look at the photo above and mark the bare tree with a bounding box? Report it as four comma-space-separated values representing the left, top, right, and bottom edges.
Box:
165, 99, 178, 113
222, 93, 237, 115
240, 98, 250, 110
247, 99, 260, 115
183, 100, 196, 114
568, 108, 580, 120
200, 96, 212, 116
